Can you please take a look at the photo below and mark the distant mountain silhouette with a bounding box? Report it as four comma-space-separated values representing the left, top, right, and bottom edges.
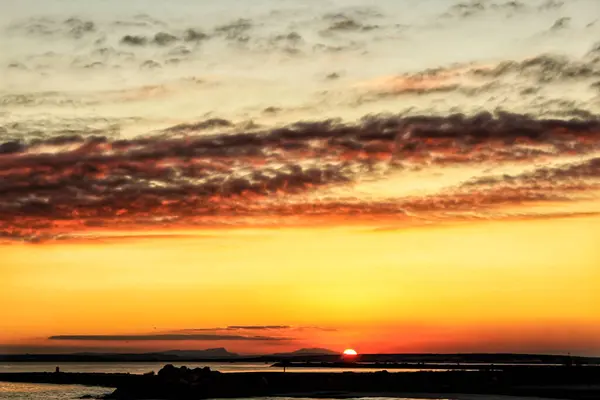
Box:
274, 348, 338, 356
160, 348, 239, 358
3, 351, 600, 365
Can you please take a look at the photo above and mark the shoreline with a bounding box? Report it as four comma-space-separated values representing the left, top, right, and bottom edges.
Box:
270, 392, 564, 400
1, 366, 599, 400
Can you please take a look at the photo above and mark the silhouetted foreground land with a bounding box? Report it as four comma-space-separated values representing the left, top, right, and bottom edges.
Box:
1, 365, 600, 400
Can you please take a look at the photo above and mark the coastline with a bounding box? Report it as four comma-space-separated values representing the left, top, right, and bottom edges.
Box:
1, 366, 599, 400
270, 392, 564, 400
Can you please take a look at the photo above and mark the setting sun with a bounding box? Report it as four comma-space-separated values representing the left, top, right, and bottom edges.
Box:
343, 349, 358, 356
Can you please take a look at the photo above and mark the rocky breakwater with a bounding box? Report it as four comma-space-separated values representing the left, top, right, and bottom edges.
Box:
103, 364, 600, 399
106, 365, 270, 399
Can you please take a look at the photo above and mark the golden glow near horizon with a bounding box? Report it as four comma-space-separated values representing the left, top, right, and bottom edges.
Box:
2, 214, 599, 355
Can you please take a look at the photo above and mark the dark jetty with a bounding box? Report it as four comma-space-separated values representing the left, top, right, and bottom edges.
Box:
271, 361, 567, 369
1, 365, 600, 399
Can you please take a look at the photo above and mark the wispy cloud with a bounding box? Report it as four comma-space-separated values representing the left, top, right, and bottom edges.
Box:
226, 325, 291, 330
463, 156, 600, 188
176, 325, 332, 333
48, 334, 291, 341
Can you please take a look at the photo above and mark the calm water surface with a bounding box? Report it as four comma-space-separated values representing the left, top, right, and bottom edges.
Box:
0, 385, 552, 400
0, 382, 110, 399
0, 361, 451, 374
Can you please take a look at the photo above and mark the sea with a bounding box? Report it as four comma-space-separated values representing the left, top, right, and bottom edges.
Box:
0, 382, 560, 400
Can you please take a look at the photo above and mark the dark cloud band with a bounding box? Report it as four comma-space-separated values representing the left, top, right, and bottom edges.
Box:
48, 334, 290, 341
1, 112, 599, 242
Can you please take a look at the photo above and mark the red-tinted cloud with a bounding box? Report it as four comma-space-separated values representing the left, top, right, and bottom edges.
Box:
1, 112, 599, 241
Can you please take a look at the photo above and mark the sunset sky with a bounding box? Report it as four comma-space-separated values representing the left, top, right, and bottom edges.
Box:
1, 0, 600, 356
2, 210, 600, 354
2, 147, 599, 355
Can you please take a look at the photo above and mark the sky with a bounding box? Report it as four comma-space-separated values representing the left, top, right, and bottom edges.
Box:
1, 0, 600, 356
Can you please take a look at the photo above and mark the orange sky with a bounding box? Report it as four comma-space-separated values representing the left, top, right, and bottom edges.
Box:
3, 0, 600, 359
2, 212, 599, 355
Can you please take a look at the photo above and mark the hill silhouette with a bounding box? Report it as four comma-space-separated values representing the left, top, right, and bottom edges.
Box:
273, 348, 338, 356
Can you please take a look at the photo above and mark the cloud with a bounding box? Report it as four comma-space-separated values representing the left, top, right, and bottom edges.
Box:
226, 325, 291, 330
470, 54, 600, 83
48, 334, 290, 341
1, 112, 599, 242
45, 325, 332, 344
352, 52, 600, 121
176, 325, 330, 333
464, 156, 600, 187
